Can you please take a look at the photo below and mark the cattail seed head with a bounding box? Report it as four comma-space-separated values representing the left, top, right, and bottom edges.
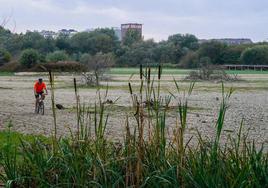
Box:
128, 82, 133, 95
74, 78, 77, 94
158, 65, 162, 80
148, 67, 151, 83
139, 64, 143, 80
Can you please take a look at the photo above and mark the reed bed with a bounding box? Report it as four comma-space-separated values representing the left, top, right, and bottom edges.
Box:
0, 66, 267, 187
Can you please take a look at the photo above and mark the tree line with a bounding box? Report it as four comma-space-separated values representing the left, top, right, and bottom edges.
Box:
0, 26, 268, 70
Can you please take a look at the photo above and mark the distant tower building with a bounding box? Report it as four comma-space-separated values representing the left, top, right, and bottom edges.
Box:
121, 23, 142, 41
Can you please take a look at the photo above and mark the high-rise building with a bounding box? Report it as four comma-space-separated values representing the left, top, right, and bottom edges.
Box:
121, 23, 142, 41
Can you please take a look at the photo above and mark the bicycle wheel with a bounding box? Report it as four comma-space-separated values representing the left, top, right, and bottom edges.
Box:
37, 103, 40, 114
39, 101, 45, 115
35, 104, 38, 113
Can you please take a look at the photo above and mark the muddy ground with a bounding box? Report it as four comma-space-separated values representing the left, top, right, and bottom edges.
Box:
0, 73, 267, 149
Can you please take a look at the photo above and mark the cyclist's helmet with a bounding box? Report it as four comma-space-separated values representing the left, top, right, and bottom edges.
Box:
38, 78, 43, 82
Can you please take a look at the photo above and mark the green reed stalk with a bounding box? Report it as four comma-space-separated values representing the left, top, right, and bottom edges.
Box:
73, 78, 81, 140
48, 70, 57, 149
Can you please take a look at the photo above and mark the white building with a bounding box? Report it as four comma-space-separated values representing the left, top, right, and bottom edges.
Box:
199, 38, 253, 45
39, 30, 57, 39
58, 29, 78, 37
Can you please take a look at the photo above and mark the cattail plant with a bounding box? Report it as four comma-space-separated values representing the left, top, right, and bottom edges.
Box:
48, 70, 57, 151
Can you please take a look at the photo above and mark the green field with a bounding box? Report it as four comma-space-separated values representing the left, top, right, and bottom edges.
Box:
109, 68, 268, 75
0, 69, 267, 76
0, 72, 14, 76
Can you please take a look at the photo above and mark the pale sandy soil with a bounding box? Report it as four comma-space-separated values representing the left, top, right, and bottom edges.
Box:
0, 73, 267, 149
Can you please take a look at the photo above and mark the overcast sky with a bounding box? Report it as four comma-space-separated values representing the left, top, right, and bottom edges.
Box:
0, 0, 267, 42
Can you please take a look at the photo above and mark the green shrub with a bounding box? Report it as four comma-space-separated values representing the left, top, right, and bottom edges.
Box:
19, 49, 39, 68
0, 48, 11, 66
79, 53, 91, 64
46, 50, 69, 62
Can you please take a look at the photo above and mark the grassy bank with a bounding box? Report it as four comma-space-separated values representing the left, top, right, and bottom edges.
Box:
1, 68, 267, 76
109, 67, 268, 75
0, 72, 14, 76
109, 68, 192, 75
0, 66, 267, 187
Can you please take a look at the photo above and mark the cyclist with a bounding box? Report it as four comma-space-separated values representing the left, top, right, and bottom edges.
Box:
34, 78, 48, 111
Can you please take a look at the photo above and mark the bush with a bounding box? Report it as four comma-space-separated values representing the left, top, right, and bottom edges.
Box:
185, 63, 239, 81
82, 52, 115, 86
0, 61, 22, 72
46, 50, 69, 62
0, 48, 11, 66
35, 61, 86, 72
179, 51, 199, 68
241, 45, 268, 65
19, 49, 39, 68
79, 53, 91, 65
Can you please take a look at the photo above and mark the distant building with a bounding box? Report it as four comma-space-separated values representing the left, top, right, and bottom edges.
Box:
112, 27, 122, 41
84, 28, 95, 33
39, 30, 57, 39
58, 29, 78, 37
199, 38, 253, 45
214, 38, 253, 45
121, 23, 142, 41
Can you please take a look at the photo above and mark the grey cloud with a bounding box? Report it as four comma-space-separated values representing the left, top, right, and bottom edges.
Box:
0, 0, 267, 41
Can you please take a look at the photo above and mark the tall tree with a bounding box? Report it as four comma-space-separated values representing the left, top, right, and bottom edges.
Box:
122, 29, 142, 46
70, 29, 118, 54
153, 41, 177, 64
241, 45, 268, 65
0, 26, 23, 54
55, 33, 72, 52
168, 34, 199, 50
118, 40, 156, 66
198, 41, 227, 64
22, 31, 55, 53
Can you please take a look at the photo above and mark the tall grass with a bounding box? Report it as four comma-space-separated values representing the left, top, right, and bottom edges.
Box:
0, 66, 267, 187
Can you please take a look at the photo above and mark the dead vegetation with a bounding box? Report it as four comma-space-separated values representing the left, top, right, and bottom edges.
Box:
185, 64, 239, 81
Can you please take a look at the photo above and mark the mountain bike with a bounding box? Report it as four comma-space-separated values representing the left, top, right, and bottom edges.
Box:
35, 96, 46, 115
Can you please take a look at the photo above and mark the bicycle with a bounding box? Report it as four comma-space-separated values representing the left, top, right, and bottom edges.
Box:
35, 95, 46, 115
